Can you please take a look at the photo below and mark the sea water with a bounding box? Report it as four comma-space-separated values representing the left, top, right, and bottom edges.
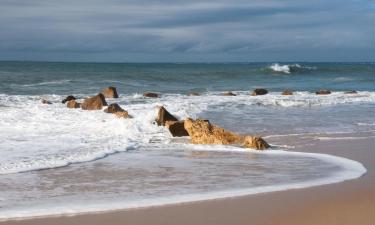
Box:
0, 62, 373, 219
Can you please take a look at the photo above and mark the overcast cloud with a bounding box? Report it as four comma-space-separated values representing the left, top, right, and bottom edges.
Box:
0, 0, 374, 62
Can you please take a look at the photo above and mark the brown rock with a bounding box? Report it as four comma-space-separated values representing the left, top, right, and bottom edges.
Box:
188, 92, 200, 96
115, 111, 131, 119
67, 100, 81, 108
222, 92, 237, 96
345, 90, 357, 94
155, 106, 178, 126
81, 93, 108, 110
251, 89, 268, 96
282, 89, 293, 95
165, 120, 189, 137
243, 136, 270, 150
183, 118, 270, 150
184, 118, 243, 145
101, 86, 119, 98
41, 99, 52, 104
316, 90, 331, 95
104, 103, 125, 113
143, 92, 159, 98
62, 95, 76, 104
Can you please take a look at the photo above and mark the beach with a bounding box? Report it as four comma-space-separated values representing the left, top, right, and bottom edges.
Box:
1, 134, 374, 225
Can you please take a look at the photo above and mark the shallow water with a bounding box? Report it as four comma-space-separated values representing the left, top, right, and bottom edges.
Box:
0, 62, 373, 219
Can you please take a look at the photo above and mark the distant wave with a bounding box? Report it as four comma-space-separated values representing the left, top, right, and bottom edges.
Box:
13, 80, 72, 87
266, 63, 316, 74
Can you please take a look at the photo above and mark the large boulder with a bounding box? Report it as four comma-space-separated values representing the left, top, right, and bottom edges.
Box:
62, 95, 76, 104
184, 118, 243, 145
104, 103, 124, 113
183, 118, 270, 150
243, 136, 270, 150
101, 86, 119, 98
221, 92, 237, 96
251, 89, 268, 96
67, 100, 81, 108
316, 90, 331, 95
165, 120, 189, 137
282, 89, 293, 95
155, 106, 178, 126
143, 92, 159, 98
81, 93, 108, 110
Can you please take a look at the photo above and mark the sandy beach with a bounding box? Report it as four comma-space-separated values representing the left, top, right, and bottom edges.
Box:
2, 134, 374, 225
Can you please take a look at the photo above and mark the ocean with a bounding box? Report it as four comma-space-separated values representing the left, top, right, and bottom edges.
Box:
0, 61, 373, 219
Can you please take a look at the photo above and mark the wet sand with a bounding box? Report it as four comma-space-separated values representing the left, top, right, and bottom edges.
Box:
2, 135, 375, 225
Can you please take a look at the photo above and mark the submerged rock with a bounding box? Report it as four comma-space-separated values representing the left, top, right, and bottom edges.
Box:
81, 93, 108, 110
115, 111, 131, 119
143, 92, 159, 98
243, 136, 270, 150
165, 120, 189, 137
101, 86, 119, 98
282, 89, 293, 96
62, 95, 76, 104
221, 92, 237, 96
41, 99, 52, 104
188, 92, 200, 96
316, 90, 331, 95
251, 89, 268, 96
183, 118, 270, 150
345, 90, 357, 94
67, 100, 81, 108
155, 106, 178, 126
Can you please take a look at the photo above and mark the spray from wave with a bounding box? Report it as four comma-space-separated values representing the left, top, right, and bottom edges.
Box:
267, 63, 316, 74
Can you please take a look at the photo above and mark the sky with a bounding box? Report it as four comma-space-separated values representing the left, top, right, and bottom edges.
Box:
0, 0, 374, 62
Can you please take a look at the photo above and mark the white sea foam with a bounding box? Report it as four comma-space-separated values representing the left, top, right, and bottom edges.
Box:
0, 147, 366, 221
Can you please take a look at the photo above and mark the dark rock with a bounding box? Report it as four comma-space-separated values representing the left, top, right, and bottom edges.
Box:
62, 95, 76, 104
143, 92, 159, 98
104, 103, 125, 113
165, 121, 189, 137
316, 90, 331, 95
41, 99, 52, 104
155, 106, 178, 126
251, 89, 268, 96
345, 90, 357, 94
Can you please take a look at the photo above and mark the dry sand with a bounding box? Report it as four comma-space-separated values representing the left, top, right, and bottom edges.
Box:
2, 136, 375, 225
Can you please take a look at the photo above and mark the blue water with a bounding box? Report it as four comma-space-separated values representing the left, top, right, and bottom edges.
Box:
1, 61, 375, 95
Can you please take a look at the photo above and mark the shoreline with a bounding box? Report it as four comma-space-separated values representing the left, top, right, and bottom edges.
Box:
1, 134, 375, 225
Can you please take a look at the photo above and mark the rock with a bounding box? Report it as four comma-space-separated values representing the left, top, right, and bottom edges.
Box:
188, 92, 200, 96
183, 118, 270, 150
243, 136, 270, 150
81, 93, 108, 110
101, 86, 119, 98
115, 111, 131, 118
282, 89, 293, 95
143, 92, 159, 98
316, 90, 331, 95
165, 121, 189, 137
155, 106, 178, 126
104, 103, 125, 113
67, 100, 81, 108
345, 90, 357, 94
184, 118, 243, 145
251, 89, 268, 96
222, 92, 236, 96
62, 95, 76, 104
41, 99, 52, 104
